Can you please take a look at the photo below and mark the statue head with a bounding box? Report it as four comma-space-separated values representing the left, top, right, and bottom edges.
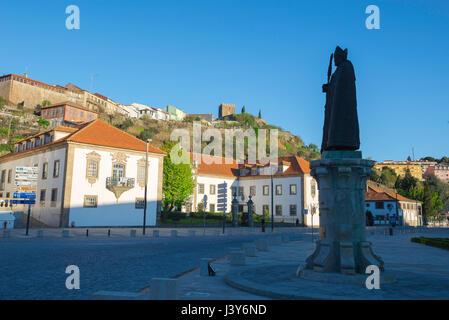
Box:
334, 46, 348, 66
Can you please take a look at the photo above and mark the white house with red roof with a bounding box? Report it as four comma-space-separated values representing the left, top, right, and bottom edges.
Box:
187, 154, 319, 226
0, 120, 165, 228
365, 183, 422, 226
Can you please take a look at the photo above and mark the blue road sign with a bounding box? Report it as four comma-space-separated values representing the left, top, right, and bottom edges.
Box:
217, 182, 228, 212
13, 192, 36, 199
12, 199, 36, 205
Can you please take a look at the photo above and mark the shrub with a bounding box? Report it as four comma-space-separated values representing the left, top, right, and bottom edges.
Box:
411, 237, 449, 250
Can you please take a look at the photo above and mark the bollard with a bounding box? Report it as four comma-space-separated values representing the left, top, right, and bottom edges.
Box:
281, 235, 290, 243
130, 229, 136, 237
171, 230, 178, 237
86, 229, 89, 237
254, 238, 268, 251
228, 250, 246, 266
62, 230, 70, 238
149, 278, 178, 300
153, 230, 159, 238
189, 230, 196, 237
242, 243, 257, 257
200, 258, 212, 276
3, 230, 11, 238
37, 230, 44, 238
108, 229, 111, 237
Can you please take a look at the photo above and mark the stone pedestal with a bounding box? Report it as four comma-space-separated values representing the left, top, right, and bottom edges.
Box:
305, 151, 384, 274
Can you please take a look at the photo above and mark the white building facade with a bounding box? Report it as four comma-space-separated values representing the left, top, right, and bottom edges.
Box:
185, 155, 319, 226
0, 120, 165, 227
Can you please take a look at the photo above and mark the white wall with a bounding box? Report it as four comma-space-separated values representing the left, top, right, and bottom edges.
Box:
68, 147, 160, 227
0, 146, 67, 227
194, 175, 236, 213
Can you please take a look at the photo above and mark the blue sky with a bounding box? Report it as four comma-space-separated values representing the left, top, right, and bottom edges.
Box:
1, 0, 448, 161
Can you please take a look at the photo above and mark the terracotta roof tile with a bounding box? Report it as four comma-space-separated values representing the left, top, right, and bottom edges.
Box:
67, 120, 166, 154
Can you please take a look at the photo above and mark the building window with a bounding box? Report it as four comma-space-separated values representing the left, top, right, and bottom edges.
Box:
112, 163, 125, 181
50, 188, 57, 207
238, 187, 244, 197
375, 202, 384, 209
250, 186, 256, 196
7, 169, 12, 183
262, 205, 270, 215
275, 205, 282, 216
6, 192, 10, 198
40, 189, 46, 205
84, 195, 98, 208
198, 184, 205, 194
0, 170, 5, 191
210, 184, 216, 195
263, 185, 269, 196
53, 160, 60, 178
311, 181, 317, 198
290, 205, 297, 216
137, 165, 146, 182
42, 162, 48, 179
87, 160, 98, 178
290, 184, 297, 195
276, 185, 282, 196
210, 204, 215, 212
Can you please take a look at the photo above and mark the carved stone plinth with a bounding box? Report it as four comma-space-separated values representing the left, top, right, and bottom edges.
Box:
305, 150, 384, 274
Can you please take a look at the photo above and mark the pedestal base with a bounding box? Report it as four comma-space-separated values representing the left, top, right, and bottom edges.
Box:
305, 240, 384, 274
307, 150, 384, 274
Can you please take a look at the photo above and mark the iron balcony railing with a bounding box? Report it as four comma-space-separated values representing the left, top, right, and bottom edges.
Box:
106, 177, 135, 188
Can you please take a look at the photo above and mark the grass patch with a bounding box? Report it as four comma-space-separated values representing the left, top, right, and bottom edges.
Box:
411, 237, 449, 251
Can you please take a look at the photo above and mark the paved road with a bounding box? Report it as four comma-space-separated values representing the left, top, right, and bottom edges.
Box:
0, 228, 304, 300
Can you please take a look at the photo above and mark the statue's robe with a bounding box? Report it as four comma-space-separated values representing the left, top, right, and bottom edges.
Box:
322, 59, 360, 151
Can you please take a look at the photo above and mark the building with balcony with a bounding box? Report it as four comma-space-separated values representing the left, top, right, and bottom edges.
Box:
0, 120, 165, 227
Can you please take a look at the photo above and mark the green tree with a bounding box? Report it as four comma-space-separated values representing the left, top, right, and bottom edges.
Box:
379, 166, 397, 188
258, 110, 261, 119
42, 100, 52, 107
241, 105, 246, 113
138, 127, 159, 141
370, 168, 382, 183
162, 141, 195, 212
118, 118, 134, 130
37, 117, 50, 129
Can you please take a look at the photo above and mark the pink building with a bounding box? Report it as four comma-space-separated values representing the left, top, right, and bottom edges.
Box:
425, 164, 449, 182
41, 101, 98, 127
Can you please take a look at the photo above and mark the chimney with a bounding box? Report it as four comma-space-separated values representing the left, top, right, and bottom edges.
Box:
24, 73, 28, 78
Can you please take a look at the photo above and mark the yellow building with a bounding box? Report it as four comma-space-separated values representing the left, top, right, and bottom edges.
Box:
375, 161, 422, 179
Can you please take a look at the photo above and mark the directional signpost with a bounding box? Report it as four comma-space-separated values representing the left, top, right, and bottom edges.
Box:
217, 182, 228, 234
14, 167, 38, 236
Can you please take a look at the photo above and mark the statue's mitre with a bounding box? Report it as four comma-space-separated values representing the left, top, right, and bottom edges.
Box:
334, 46, 348, 59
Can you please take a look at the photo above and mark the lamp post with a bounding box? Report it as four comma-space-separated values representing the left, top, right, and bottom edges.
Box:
143, 138, 151, 235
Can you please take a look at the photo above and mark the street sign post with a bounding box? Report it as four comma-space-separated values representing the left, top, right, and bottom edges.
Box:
217, 182, 228, 234
14, 167, 38, 236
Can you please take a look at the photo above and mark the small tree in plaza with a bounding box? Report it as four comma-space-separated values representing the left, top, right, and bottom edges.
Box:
162, 141, 195, 213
